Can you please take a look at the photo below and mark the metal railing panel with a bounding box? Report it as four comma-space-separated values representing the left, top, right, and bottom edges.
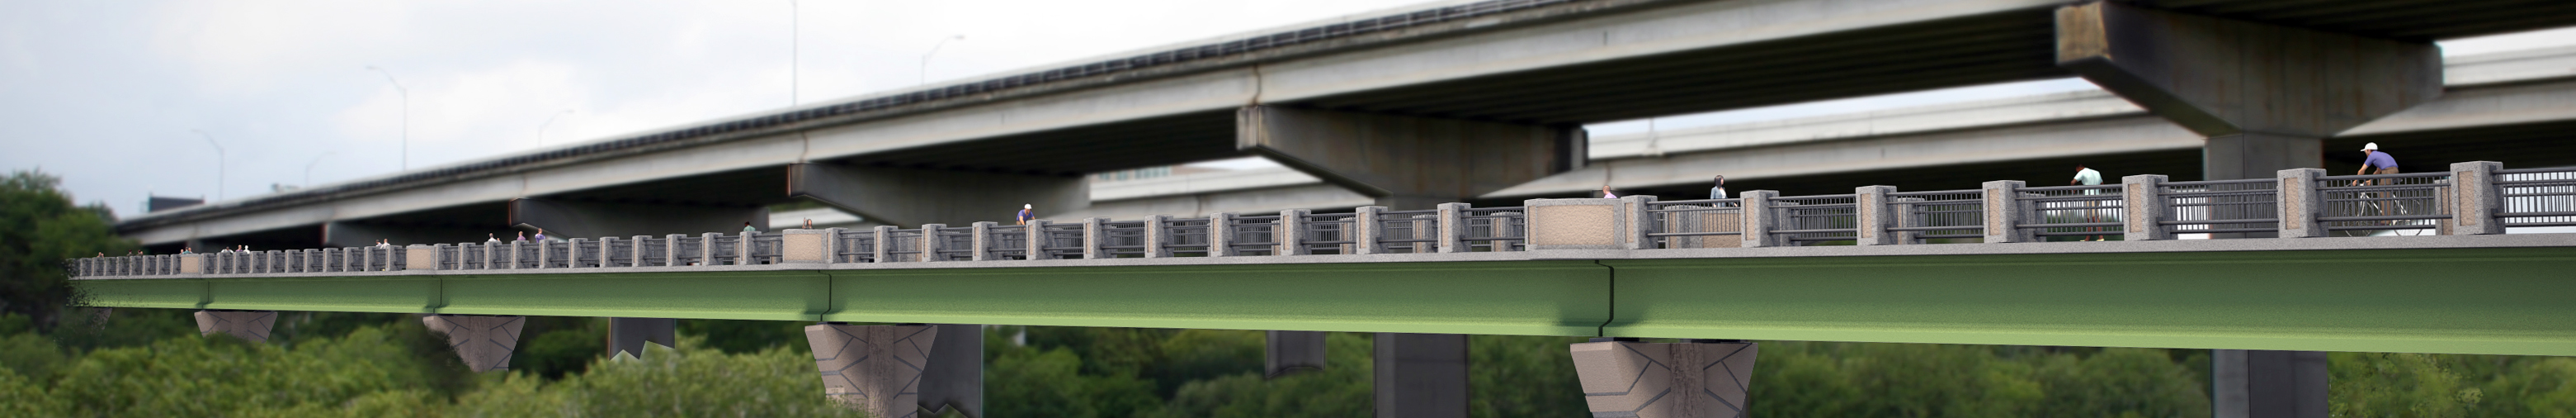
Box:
1644, 199, 1745, 249
1375, 210, 1437, 254
1460, 207, 1526, 252
1772, 194, 1858, 245
1889, 190, 1984, 242
2317, 173, 2452, 234
1226, 215, 1281, 256
2498, 168, 2576, 227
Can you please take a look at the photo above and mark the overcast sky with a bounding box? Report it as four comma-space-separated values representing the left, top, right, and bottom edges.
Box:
5, 1, 2573, 217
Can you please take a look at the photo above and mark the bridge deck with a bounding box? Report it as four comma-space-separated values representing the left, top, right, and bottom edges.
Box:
74, 234, 2576, 357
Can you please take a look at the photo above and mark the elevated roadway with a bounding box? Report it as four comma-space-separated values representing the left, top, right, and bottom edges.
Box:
111, 0, 2576, 252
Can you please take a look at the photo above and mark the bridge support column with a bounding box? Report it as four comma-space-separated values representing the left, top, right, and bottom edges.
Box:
788, 163, 1087, 227
422, 315, 525, 373
508, 198, 767, 240
918, 324, 984, 418
2213, 349, 2328, 418
1266, 330, 1328, 378
606, 317, 675, 359
1238, 106, 1582, 210
1374, 332, 1467, 418
806, 323, 937, 418
194, 310, 277, 342
2057, 2, 2440, 183
1571, 339, 1760, 418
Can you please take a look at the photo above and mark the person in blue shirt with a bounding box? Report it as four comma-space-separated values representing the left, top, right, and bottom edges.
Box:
1709, 175, 1728, 200
2358, 142, 2399, 177
1017, 204, 1036, 226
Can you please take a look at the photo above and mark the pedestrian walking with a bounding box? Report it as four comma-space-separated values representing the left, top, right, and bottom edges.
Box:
1601, 185, 1619, 199
743, 221, 759, 233
802, 218, 814, 230
486, 234, 500, 244
533, 229, 548, 241
2071, 164, 2106, 241
1709, 176, 1728, 200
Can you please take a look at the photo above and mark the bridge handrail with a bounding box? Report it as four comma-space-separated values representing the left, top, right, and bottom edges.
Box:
70, 161, 2566, 278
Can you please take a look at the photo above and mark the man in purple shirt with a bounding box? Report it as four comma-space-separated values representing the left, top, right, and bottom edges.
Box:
2356, 143, 2402, 221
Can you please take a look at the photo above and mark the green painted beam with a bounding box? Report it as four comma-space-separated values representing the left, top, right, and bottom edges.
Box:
70, 247, 2576, 355
1603, 247, 2576, 357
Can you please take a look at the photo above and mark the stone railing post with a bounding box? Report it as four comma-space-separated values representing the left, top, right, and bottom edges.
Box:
180, 254, 205, 274
916, 224, 945, 262
2122, 175, 2173, 240
1979, 181, 2031, 243
1618, 196, 1657, 249
2451, 161, 2505, 235
1525, 198, 1625, 250
2277, 169, 2327, 238
969, 222, 997, 261
1855, 186, 1897, 246
870, 226, 894, 263
1352, 207, 1386, 254
1436, 203, 1468, 253
1081, 218, 1108, 259
1022, 221, 1051, 260
413, 245, 439, 270
819, 229, 843, 263
1207, 213, 1236, 257
629, 235, 650, 267
1739, 191, 1778, 248
540, 240, 560, 269
699, 233, 721, 265
1277, 210, 1309, 255
1141, 216, 1171, 258
783, 229, 828, 264
738, 232, 758, 264
660, 235, 683, 267
597, 237, 617, 267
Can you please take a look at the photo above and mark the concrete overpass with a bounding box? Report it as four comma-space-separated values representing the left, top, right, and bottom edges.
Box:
114, 0, 2576, 253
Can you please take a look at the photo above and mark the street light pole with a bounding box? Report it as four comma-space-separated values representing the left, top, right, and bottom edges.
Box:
304, 152, 333, 187
365, 66, 409, 171
192, 130, 224, 201
921, 35, 965, 86
537, 109, 575, 147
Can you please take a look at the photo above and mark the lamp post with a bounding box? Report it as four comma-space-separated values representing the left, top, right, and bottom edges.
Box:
537, 109, 575, 147
304, 152, 333, 187
192, 130, 224, 201
364, 65, 409, 171
921, 35, 965, 86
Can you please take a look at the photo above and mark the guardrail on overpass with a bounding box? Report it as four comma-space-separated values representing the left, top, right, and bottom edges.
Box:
73, 161, 2576, 278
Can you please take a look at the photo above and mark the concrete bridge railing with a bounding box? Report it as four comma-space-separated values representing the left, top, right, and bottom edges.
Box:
66, 161, 2576, 278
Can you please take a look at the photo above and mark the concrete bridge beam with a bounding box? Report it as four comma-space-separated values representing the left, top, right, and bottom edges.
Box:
507, 198, 767, 239
422, 315, 525, 373
1238, 106, 1581, 210
2056, 1, 2442, 181
193, 310, 277, 342
787, 163, 1087, 227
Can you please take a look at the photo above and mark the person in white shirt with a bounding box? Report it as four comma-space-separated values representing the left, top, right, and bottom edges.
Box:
2070, 164, 2106, 241
1600, 185, 1619, 199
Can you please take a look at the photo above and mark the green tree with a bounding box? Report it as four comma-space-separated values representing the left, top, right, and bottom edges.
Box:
455, 335, 867, 417
0, 169, 136, 330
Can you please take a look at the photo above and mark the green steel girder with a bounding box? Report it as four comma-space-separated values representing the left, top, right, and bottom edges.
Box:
73, 247, 2576, 356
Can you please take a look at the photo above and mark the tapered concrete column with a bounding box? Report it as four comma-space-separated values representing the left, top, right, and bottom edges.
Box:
193, 310, 277, 342
1571, 339, 1759, 418
2057, 1, 2440, 182
1238, 106, 1582, 210
1375, 332, 1467, 418
806, 323, 937, 418
1266, 330, 1328, 378
918, 324, 984, 418
508, 197, 767, 240
422, 315, 526, 373
2213, 349, 2328, 418
607, 317, 676, 359
788, 163, 1087, 227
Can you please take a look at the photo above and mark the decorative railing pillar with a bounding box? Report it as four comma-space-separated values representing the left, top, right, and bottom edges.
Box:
1619, 196, 1657, 249
181, 254, 204, 274
783, 229, 829, 264
1739, 191, 1779, 248
1207, 213, 1236, 257
695, 232, 719, 264
1854, 186, 1897, 246
870, 226, 894, 263
1979, 181, 2033, 243
919, 225, 948, 262
1081, 218, 1110, 259
1021, 221, 1051, 260
1143, 216, 1172, 258
2277, 169, 2327, 238
969, 222, 998, 261
1353, 207, 1387, 254
1435, 202, 1468, 253
411, 245, 438, 270
2451, 161, 2505, 235
1524, 198, 1628, 250
1278, 210, 1309, 255
2123, 175, 2173, 240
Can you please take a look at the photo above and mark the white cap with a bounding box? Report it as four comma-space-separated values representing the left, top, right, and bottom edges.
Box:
1024, 204, 1032, 209
2361, 142, 2378, 151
